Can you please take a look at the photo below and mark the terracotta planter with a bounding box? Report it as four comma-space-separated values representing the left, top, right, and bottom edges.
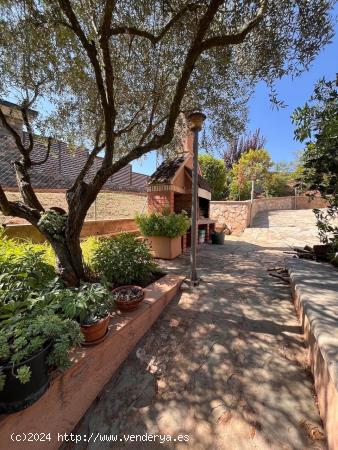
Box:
112, 285, 144, 311
146, 236, 182, 259
80, 315, 110, 344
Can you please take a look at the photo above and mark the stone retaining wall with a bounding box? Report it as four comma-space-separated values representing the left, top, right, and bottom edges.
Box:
210, 196, 328, 235
287, 259, 338, 450
209, 201, 250, 234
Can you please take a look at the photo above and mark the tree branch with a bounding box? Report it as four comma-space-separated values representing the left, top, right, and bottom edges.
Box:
0, 108, 27, 155
92, 0, 224, 188
31, 136, 53, 166
109, 3, 200, 44
200, 0, 267, 51
99, 0, 116, 169
21, 107, 34, 154
58, 0, 109, 112
0, 106, 44, 211
0, 184, 40, 224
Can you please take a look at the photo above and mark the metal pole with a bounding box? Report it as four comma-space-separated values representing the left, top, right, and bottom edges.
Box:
294, 187, 297, 210
190, 128, 199, 285
249, 179, 255, 227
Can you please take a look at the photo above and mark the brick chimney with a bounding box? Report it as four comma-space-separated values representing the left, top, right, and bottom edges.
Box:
0, 99, 38, 137
176, 112, 195, 158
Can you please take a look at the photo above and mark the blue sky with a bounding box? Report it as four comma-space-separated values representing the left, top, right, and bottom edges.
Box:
133, 11, 338, 176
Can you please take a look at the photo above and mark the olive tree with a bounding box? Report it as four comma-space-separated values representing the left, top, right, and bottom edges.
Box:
0, 0, 335, 285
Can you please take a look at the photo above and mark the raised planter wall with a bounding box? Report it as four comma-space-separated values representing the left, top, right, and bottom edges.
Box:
3, 218, 138, 243
210, 196, 328, 235
0, 274, 184, 450
287, 259, 338, 450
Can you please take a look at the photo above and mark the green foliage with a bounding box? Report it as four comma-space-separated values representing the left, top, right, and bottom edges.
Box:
0, 313, 82, 390
0, 231, 55, 304
136, 210, 190, 238
292, 76, 338, 245
15, 366, 31, 384
229, 148, 272, 200
81, 236, 100, 271
57, 282, 111, 325
263, 172, 292, 197
92, 233, 157, 286
38, 210, 68, 241
229, 179, 252, 201
198, 154, 227, 200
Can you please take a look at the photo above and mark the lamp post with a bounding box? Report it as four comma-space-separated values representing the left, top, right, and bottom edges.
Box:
187, 110, 206, 286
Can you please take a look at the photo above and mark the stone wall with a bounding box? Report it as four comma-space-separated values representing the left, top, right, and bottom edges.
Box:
210, 196, 328, 235
209, 201, 250, 234
250, 196, 294, 220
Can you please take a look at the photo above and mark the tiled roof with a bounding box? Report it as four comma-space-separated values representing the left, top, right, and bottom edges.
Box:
148, 156, 185, 184
0, 134, 149, 191
184, 167, 211, 192
0, 135, 72, 189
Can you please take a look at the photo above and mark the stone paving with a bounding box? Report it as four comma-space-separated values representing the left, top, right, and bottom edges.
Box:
66, 209, 327, 450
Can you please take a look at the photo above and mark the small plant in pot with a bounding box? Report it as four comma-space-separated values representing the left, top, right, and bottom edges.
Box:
59, 283, 112, 345
111, 285, 144, 311
135, 209, 191, 259
0, 313, 82, 414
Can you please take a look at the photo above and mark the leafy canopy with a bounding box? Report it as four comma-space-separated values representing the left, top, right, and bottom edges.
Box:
0, 0, 334, 154
199, 154, 227, 200
229, 148, 272, 200
292, 76, 338, 245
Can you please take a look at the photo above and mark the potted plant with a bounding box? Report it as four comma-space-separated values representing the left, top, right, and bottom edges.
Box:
111, 285, 144, 311
0, 313, 82, 414
136, 209, 190, 259
59, 283, 112, 345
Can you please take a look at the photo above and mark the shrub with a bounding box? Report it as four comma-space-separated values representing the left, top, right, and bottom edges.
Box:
198, 154, 227, 200
136, 210, 190, 238
91, 233, 157, 286
263, 172, 292, 197
0, 231, 55, 303
81, 236, 100, 271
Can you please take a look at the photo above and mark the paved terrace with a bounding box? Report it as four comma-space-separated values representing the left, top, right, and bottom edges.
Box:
66, 210, 327, 450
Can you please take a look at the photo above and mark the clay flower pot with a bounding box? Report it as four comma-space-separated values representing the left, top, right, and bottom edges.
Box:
80, 315, 110, 345
112, 285, 144, 312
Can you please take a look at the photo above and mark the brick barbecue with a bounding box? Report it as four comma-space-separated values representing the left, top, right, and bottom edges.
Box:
148, 125, 215, 250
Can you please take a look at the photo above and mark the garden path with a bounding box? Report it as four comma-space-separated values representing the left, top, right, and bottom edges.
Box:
65, 209, 326, 450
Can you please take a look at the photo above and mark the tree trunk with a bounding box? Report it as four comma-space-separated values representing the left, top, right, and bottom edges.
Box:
50, 237, 85, 287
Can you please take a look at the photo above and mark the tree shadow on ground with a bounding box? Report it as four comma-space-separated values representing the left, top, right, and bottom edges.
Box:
62, 243, 326, 450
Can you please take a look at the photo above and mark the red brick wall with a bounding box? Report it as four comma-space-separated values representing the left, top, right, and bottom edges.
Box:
148, 192, 174, 213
